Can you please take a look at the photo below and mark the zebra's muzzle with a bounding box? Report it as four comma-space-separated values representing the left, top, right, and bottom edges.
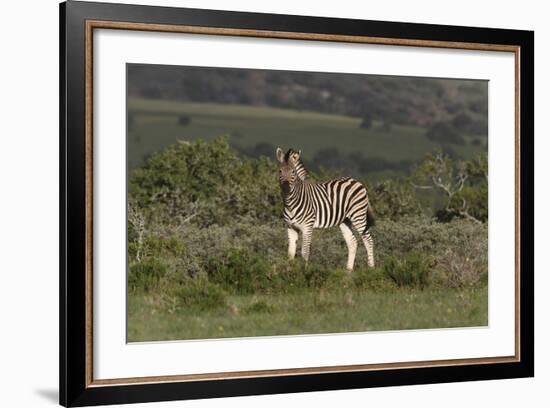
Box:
281, 181, 291, 196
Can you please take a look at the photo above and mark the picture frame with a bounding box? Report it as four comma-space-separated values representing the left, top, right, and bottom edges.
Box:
59, 1, 534, 406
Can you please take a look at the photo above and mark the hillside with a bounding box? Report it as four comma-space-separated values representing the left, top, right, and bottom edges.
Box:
127, 97, 487, 179
127, 64, 488, 130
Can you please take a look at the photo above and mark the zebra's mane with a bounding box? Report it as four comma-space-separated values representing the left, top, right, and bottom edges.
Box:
284, 148, 308, 180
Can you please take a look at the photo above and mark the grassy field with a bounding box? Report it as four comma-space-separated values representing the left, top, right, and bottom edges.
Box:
128, 286, 487, 342
127, 97, 485, 173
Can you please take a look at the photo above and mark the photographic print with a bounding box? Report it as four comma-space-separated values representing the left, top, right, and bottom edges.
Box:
126, 64, 489, 342
60, 4, 533, 404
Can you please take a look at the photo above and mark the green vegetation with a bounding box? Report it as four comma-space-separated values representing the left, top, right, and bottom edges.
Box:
128, 287, 487, 342
127, 66, 489, 341
127, 65, 487, 130
127, 98, 486, 178
412, 151, 488, 222
127, 65, 488, 181
127, 138, 488, 342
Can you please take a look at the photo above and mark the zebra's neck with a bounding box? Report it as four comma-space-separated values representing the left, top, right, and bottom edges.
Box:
285, 177, 307, 207
294, 159, 307, 180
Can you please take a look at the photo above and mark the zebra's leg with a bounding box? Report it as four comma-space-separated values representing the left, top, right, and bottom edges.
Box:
339, 221, 358, 272
362, 229, 375, 268
287, 227, 299, 259
350, 213, 375, 268
300, 224, 314, 263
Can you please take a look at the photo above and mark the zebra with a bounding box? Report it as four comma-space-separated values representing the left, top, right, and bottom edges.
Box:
276, 147, 375, 271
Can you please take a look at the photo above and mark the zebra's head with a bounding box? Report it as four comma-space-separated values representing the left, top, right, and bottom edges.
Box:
276, 147, 302, 196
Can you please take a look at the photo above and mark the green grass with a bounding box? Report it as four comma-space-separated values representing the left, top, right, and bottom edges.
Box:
127, 97, 484, 172
127, 286, 487, 342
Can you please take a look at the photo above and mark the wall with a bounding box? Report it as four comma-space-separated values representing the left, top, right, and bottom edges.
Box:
0, 0, 545, 407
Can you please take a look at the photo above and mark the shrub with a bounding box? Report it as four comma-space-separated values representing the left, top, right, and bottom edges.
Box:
436, 248, 487, 288
370, 179, 423, 220
452, 112, 473, 131
127, 213, 488, 300
374, 216, 486, 256
383, 252, 435, 288
205, 248, 272, 294
178, 115, 192, 126
450, 184, 488, 223
143, 235, 185, 258
175, 278, 227, 310
360, 116, 372, 129
412, 151, 488, 222
129, 136, 281, 227
270, 260, 347, 292
433, 223, 488, 287
128, 257, 168, 291
352, 266, 397, 291
451, 108, 487, 136
425, 121, 465, 145
303, 264, 347, 289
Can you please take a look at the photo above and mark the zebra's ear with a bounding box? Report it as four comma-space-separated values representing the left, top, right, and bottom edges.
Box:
276, 147, 285, 163
289, 149, 301, 164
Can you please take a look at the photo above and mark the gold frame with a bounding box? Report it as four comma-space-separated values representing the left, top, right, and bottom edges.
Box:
84, 20, 521, 388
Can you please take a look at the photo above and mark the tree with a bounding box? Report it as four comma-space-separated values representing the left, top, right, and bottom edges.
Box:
371, 180, 422, 219
359, 116, 372, 129
411, 151, 487, 223
425, 121, 465, 145
178, 115, 192, 126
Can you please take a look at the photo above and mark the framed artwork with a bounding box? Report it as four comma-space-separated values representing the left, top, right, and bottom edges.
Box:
59, 1, 534, 406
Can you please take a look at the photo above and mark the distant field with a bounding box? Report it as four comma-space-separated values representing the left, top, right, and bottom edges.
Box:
127, 286, 487, 342
127, 97, 485, 173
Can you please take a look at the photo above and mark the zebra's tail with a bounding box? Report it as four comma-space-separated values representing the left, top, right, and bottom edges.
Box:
366, 206, 375, 230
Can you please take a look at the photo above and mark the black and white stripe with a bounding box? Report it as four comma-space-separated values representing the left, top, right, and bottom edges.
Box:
276, 148, 374, 270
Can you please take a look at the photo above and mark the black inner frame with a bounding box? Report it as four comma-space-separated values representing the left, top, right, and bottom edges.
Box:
60, 1, 534, 406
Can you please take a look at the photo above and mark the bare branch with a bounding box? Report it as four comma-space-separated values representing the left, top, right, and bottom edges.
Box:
431, 175, 453, 197
410, 181, 434, 190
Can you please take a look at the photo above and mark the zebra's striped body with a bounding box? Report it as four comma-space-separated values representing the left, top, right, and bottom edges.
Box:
276, 148, 374, 270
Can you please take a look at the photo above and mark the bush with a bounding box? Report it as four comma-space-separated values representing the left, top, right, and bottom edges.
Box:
125, 138, 489, 310
436, 248, 487, 288
270, 260, 347, 292
370, 179, 422, 220
205, 248, 272, 294
178, 115, 192, 126
129, 136, 281, 227
450, 184, 488, 222
426, 121, 465, 145
352, 266, 397, 291
452, 112, 473, 131
374, 216, 486, 258
383, 252, 435, 288
128, 257, 168, 291
127, 212, 488, 300
360, 116, 372, 129
412, 151, 488, 222
143, 235, 185, 258
433, 222, 488, 287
